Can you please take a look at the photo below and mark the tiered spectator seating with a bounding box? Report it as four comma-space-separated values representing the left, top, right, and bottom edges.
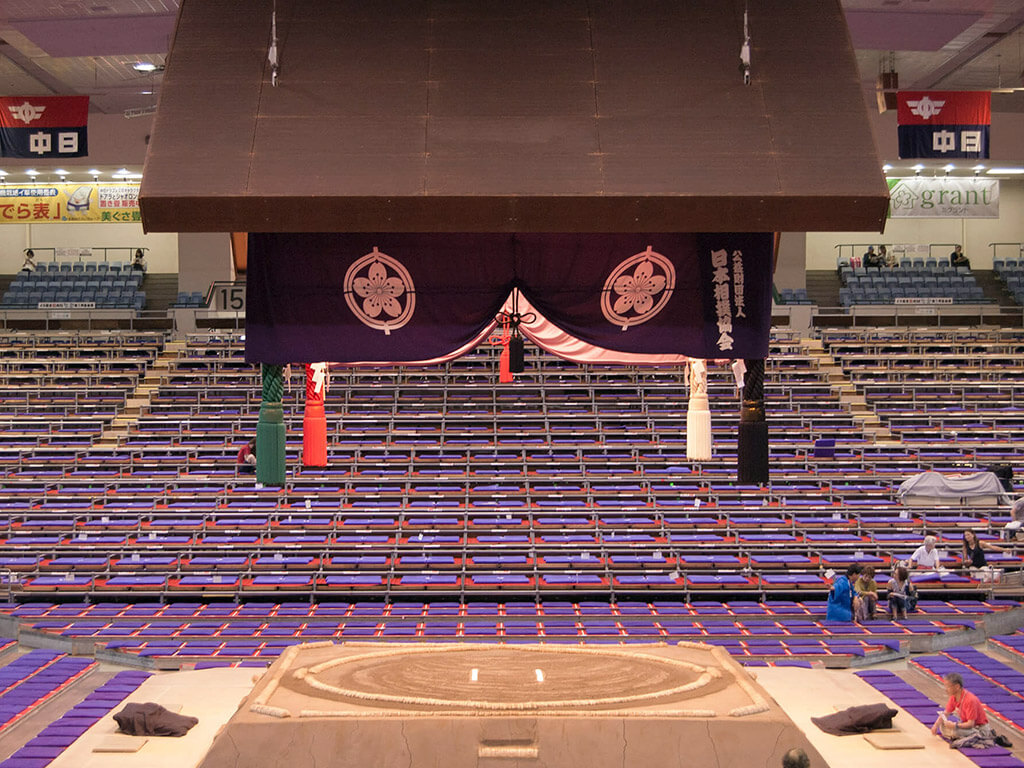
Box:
839, 257, 987, 306
821, 328, 1024, 457
0, 669, 149, 768
172, 291, 206, 308
0, 328, 1018, 605
0, 649, 95, 731
1, 261, 145, 310
990, 632, 1024, 662
777, 287, 812, 305
0, 332, 164, 457
912, 646, 1024, 734
2, 598, 1012, 669
994, 255, 1024, 306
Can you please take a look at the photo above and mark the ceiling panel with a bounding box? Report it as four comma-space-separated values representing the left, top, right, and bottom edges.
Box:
845, 10, 982, 50
0, 47, 51, 93
8, 14, 175, 57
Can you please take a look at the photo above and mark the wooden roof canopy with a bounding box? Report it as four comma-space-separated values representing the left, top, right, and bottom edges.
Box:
139, 0, 888, 233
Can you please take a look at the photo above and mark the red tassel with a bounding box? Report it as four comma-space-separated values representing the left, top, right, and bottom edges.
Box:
499, 345, 513, 383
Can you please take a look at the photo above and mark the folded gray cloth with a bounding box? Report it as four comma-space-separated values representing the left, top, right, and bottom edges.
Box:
811, 703, 898, 736
114, 702, 198, 737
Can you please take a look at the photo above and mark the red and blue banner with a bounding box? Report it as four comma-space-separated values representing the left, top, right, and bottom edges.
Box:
897, 91, 990, 159
244, 232, 774, 365
0, 96, 89, 159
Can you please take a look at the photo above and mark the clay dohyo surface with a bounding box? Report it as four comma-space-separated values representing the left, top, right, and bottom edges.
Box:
197, 642, 829, 768
255, 642, 771, 718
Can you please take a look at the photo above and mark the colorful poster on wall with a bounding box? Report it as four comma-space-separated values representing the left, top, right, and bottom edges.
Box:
0, 183, 140, 223
887, 177, 998, 218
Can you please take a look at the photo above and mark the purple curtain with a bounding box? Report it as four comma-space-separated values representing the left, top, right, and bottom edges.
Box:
245, 232, 773, 364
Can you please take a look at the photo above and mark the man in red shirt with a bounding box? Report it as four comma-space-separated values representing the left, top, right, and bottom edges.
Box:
931, 673, 995, 747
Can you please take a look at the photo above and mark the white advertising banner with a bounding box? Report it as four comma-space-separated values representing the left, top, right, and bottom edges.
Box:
888, 177, 999, 218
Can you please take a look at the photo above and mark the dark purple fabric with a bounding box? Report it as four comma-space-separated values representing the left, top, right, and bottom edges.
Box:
245, 232, 773, 364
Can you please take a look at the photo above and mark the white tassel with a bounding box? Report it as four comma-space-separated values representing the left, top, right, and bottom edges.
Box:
686, 358, 712, 460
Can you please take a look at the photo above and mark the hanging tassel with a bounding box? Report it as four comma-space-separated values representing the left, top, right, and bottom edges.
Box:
686, 358, 712, 460
499, 344, 513, 383
491, 317, 514, 383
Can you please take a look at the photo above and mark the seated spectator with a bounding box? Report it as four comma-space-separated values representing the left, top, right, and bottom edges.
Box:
950, 244, 970, 268
910, 534, 942, 572
931, 672, 996, 749
862, 245, 882, 269
131, 248, 147, 272
236, 439, 256, 472
879, 244, 895, 268
20, 249, 35, 273
826, 563, 862, 622
886, 565, 915, 619
1004, 497, 1024, 540
961, 529, 1003, 581
853, 565, 879, 621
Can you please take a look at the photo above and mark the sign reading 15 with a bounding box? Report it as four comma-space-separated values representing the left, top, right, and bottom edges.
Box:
215, 285, 245, 311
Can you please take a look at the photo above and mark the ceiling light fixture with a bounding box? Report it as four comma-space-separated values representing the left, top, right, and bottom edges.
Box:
131, 61, 162, 73
986, 167, 1024, 175
882, 164, 893, 173
912, 163, 924, 176
972, 164, 985, 176
25, 169, 38, 179
88, 169, 101, 181
943, 163, 955, 175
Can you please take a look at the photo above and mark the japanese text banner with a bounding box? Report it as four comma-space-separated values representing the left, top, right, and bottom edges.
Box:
897, 91, 990, 159
0, 96, 89, 159
245, 232, 774, 365
0, 183, 139, 223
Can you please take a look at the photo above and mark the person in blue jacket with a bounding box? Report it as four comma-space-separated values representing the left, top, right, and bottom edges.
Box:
826, 563, 862, 621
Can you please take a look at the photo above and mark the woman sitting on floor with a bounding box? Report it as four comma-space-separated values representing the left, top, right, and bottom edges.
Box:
886, 565, 915, 620
853, 565, 879, 621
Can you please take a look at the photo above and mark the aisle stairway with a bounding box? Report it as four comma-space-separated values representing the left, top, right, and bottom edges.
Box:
97, 339, 185, 446
799, 336, 894, 442
805, 270, 841, 308
139, 273, 179, 311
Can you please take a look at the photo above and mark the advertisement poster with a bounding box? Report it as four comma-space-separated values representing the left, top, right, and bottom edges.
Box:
0, 183, 140, 223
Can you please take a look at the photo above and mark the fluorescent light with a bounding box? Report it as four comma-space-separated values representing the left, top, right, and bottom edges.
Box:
911, 164, 924, 171
882, 164, 892, 172
25, 169, 38, 178
943, 164, 955, 172
986, 167, 1024, 175
132, 61, 159, 73
972, 164, 986, 171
